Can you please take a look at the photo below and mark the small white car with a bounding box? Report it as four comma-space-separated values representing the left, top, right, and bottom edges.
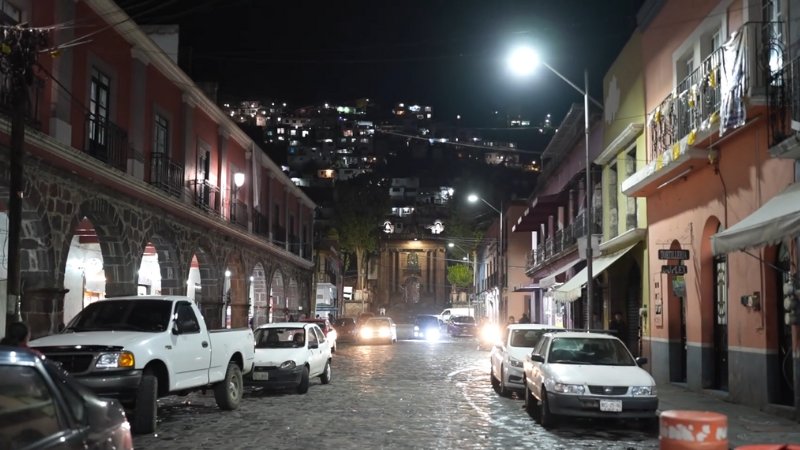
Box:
490, 324, 561, 396
358, 317, 397, 344
247, 323, 332, 394
522, 331, 658, 428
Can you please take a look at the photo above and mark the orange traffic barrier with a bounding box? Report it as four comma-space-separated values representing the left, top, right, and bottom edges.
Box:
660, 410, 728, 450
735, 446, 800, 450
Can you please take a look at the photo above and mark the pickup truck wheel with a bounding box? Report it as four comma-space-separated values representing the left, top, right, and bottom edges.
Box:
320, 360, 332, 384
214, 363, 243, 410
539, 388, 557, 429
297, 366, 310, 394
132, 375, 158, 435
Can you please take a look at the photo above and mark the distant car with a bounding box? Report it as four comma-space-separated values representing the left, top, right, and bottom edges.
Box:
447, 315, 477, 337
413, 314, 442, 340
333, 317, 357, 342
522, 331, 658, 428
358, 317, 397, 344
247, 323, 333, 394
490, 324, 561, 396
301, 318, 338, 352
0, 346, 133, 449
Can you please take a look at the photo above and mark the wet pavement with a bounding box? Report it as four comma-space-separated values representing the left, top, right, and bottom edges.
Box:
133, 336, 657, 449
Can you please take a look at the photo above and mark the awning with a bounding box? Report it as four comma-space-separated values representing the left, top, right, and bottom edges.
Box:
537, 256, 582, 289
553, 244, 637, 302
711, 182, 800, 255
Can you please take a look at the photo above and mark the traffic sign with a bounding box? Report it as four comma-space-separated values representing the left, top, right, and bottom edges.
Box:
661, 264, 688, 275
658, 249, 690, 260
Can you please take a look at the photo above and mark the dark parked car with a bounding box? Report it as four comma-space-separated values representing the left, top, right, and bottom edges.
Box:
301, 318, 337, 352
447, 315, 478, 337
0, 346, 133, 450
333, 317, 357, 342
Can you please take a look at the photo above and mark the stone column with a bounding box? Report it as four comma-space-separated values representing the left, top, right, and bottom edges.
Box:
22, 287, 69, 339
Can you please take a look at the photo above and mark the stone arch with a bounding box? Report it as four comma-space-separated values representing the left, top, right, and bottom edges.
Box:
64, 198, 137, 297
224, 251, 248, 328
287, 274, 300, 316
249, 261, 269, 326
268, 266, 287, 321
699, 216, 722, 351
140, 224, 184, 296
185, 242, 221, 328
667, 239, 688, 383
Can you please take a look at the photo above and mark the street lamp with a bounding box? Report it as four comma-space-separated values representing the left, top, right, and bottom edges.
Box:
231, 172, 245, 222
468, 193, 503, 323
507, 46, 600, 330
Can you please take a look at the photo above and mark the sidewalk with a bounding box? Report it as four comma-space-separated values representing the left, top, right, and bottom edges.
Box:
657, 383, 800, 448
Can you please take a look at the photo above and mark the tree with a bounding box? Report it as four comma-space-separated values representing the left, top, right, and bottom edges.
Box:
447, 263, 473, 290
332, 175, 389, 291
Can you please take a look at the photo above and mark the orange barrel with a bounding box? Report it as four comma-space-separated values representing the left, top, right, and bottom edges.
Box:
736, 446, 800, 450
660, 410, 728, 450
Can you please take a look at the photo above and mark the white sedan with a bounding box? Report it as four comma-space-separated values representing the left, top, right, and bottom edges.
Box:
246, 323, 332, 394
490, 324, 561, 396
522, 331, 658, 428
357, 317, 397, 344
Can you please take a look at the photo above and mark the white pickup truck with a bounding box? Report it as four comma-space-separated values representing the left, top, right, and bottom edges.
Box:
30, 296, 255, 434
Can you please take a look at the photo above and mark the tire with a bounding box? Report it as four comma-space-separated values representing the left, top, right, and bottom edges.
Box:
297, 366, 310, 394
524, 383, 537, 418
539, 388, 557, 429
490, 370, 500, 391
132, 374, 158, 435
214, 363, 243, 410
320, 361, 332, 384
498, 365, 510, 397
331, 343, 337, 353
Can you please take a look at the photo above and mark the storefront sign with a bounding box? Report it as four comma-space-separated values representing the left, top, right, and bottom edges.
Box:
658, 249, 690, 260
661, 264, 688, 275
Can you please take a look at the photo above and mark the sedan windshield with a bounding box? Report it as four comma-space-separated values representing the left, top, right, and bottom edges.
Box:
451, 316, 475, 324
547, 337, 635, 366
255, 328, 305, 349
65, 300, 172, 332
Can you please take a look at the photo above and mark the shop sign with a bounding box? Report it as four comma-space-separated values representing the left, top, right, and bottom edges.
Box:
661, 264, 688, 275
658, 249, 690, 260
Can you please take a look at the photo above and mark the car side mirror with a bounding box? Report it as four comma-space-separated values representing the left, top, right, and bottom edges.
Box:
635, 356, 648, 366
530, 353, 545, 363
309, 342, 319, 349
171, 320, 181, 335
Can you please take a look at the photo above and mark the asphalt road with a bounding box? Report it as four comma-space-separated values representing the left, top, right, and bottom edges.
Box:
133, 335, 658, 449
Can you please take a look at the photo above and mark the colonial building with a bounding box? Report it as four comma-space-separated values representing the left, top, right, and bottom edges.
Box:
0, 0, 316, 338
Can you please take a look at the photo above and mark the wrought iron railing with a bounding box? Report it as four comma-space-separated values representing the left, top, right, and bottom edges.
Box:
231, 200, 248, 228
86, 113, 129, 171
149, 152, 184, 198
526, 210, 602, 273
273, 225, 286, 246
648, 22, 779, 162
252, 209, 270, 239
191, 179, 220, 215
767, 55, 800, 147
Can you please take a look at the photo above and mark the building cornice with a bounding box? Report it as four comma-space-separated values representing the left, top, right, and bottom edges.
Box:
595, 123, 643, 165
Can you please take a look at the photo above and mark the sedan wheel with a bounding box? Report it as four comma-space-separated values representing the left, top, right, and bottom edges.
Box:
539, 388, 557, 428
524, 383, 539, 419
490, 370, 500, 390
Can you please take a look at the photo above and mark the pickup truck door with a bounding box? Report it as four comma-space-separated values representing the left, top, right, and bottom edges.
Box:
170, 301, 212, 390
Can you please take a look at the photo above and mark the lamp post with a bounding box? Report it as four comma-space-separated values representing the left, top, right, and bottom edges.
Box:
468, 194, 503, 323
231, 172, 245, 223
507, 46, 601, 330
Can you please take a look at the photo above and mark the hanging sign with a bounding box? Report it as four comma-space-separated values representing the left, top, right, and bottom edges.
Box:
661, 264, 688, 275
658, 249, 690, 260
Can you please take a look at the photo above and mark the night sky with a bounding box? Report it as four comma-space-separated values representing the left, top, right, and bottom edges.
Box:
122, 0, 643, 127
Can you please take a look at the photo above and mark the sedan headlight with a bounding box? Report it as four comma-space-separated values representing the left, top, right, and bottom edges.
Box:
552, 382, 585, 395
378, 327, 390, 337
508, 356, 523, 368
630, 386, 657, 396
414, 325, 420, 332
360, 327, 373, 338
279, 360, 297, 370
95, 351, 135, 369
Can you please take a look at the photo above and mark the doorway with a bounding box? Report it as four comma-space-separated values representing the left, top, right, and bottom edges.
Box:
712, 254, 729, 391
776, 244, 794, 404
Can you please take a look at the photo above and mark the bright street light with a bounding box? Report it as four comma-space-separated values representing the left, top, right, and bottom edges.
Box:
507, 45, 599, 330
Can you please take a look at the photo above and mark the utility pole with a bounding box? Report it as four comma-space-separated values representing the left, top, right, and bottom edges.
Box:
2, 26, 48, 332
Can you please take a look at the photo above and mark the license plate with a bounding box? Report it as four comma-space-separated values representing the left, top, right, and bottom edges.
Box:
600, 400, 622, 412
252, 371, 269, 381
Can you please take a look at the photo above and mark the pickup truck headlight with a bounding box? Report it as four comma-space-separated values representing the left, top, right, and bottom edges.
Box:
95, 351, 135, 369
280, 360, 297, 370
630, 386, 657, 396
508, 356, 523, 368
552, 382, 585, 395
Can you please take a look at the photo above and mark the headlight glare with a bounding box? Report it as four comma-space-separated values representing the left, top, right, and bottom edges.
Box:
95, 351, 135, 369
508, 356, 523, 368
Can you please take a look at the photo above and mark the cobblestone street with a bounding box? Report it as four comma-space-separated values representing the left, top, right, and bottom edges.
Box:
134, 337, 658, 449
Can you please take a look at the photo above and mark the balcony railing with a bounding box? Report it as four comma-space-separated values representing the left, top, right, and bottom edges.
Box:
192, 179, 221, 215
231, 200, 248, 228
526, 210, 602, 272
149, 152, 184, 198
768, 55, 800, 147
273, 225, 286, 246
86, 113, 129, 172
252, 209, 270, 239
0, 75, 44, 127
648, 22, 779, 162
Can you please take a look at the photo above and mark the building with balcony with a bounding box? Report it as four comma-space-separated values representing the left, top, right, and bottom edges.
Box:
623, 0, 796, 411
0, 0, 316, 337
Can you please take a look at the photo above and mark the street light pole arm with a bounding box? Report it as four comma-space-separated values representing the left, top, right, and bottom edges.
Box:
478, 197, 501, 215
540, 60, 604, 110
